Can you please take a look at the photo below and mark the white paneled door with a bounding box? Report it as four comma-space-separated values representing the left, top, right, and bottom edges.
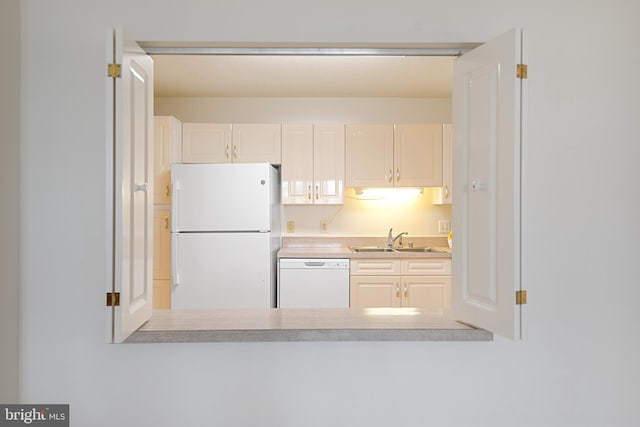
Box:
452, 29, 525, 339
107, 28, 154, 343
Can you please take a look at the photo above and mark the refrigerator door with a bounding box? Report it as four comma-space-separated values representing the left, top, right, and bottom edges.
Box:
172, 232, 275, 309
172, 163, 275, 232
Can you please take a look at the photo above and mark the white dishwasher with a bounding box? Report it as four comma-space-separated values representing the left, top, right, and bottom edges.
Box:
278, 258, 350, 308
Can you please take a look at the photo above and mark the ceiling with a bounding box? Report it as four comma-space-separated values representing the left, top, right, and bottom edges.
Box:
152, 55, 454, 98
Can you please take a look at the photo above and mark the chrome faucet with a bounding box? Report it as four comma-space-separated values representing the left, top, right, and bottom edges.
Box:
387, 228, 408, 248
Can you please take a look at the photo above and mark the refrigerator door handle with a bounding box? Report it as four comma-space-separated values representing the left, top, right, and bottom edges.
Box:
172, 180, 180, 232
171, 233, 179, 286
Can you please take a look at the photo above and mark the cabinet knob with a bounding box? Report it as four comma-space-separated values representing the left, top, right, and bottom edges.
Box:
225, 144, 230, 158
388, 169, 393, 183
396, 168, 400, 181
164, 216, 169, 231
165, 184, 170, 197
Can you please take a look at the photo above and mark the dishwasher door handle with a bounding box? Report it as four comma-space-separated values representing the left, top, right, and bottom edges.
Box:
304, 261, 326, 267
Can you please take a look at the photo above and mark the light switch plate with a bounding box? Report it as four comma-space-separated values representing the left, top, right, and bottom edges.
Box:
438, 219, 451, 233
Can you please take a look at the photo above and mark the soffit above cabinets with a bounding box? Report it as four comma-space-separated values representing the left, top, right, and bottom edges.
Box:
152, 54, 455, 98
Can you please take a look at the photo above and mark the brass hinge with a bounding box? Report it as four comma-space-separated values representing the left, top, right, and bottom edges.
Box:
517, 64, 528, 79
515, 290, 527, 305
106, 292, 120, 307
107, 63, 121, 78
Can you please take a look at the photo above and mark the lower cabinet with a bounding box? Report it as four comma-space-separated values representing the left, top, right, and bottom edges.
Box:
350, 258, 451, 309
153, 208, 171, 309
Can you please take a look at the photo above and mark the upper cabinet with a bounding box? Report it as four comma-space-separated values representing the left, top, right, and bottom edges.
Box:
182, 123, 232, 163
281, 124, 345, 205
232, 124, 282, 164
432, 124, 452, 205
345, 124, 394, 187
153, 116, 182, 205
394, 124, 443, 187
345, 124, 443, 188
182, 123, 281, 164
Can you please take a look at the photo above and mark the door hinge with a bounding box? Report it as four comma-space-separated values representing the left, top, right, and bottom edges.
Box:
107, 63, 121, 78
106, 292, 120, 307
515, 290, 527, 305
516, 64, 528, 79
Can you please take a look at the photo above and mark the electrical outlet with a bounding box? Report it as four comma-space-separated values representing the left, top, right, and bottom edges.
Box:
320, 220, 329, 233
438, 219, 451, 234
287, 220, 295, 233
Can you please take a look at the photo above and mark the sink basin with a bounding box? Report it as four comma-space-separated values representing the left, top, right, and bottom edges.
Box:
349, 246, 448, 254
349, 246, 397, 253
394, 247, 439, 253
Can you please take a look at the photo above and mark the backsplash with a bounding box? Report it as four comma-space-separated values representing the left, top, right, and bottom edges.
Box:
282, 188, 451, 237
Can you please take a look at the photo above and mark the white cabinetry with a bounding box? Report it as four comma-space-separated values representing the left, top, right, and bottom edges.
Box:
345, 124, 394, 187
153, 208, 171, 309
346, 124, 443, 188
232, 124, 282, 164
281, 124, 345, 204
182, 123, 281, 164
350, 258, 451, 309
182, 123, 232, 163
432, 124, 453, 204
153, 116, 182, 204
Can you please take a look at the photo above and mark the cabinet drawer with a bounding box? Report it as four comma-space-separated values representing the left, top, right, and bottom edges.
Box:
401, 258, 451, 275
350, 259, 401, 275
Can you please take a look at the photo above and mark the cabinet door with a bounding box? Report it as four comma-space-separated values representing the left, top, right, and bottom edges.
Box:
153, 279, 171, 309
232, 124, 282, 164
402, 276, 451, 309
351, 259, 401, 275
394, 124, 443, 187
350, 276, 401, 308
153, 208, 171, 280
153, 116, 181, 205
401, 258, 451, 276
182, 123, 232, 163
281, 124, 314, 204
314, 124, 345, 204
432, 124, 452, 204
346, 124, 394, 187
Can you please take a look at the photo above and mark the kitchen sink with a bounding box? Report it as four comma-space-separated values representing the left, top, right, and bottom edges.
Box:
394, 247, 441, 253
349, 246, 397, 253
349, 246, 447, 253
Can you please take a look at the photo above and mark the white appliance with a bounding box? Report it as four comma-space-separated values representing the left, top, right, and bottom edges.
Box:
278, 259, 350, 308
171, 163, 280, 309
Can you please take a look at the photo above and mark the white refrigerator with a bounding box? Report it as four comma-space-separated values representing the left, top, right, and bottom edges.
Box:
170, 163, 280, 309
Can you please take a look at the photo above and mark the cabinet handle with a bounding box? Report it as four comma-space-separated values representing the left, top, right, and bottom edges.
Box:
395, 285, 400, 298
165, 184, 170, 197
307, 185, 312, 200
388, 169, 393, 183
225, 144, 230, 158
403, 285, 408, 298
444, 186, 449, 199
164, 216, 169, 231
233, 144, 238, 159
396, 168, 400, 181
315, 185, 319, 200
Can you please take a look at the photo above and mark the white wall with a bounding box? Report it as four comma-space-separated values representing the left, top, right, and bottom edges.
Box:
0, 0, 20, 403
156, 96, 452, 236
19, 1, 640, 426
155, 96, 452, 124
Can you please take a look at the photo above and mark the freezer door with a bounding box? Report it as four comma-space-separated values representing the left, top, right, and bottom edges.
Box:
172, 163, 274, 232
172, 232, 275, 309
